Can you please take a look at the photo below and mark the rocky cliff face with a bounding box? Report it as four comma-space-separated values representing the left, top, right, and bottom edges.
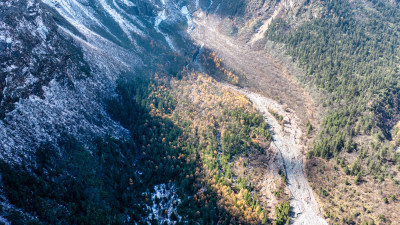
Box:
0, 0, 89, 118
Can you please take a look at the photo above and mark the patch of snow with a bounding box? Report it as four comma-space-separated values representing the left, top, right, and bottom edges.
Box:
27, 0, 35, 8
98, 0, 144, 40
44, 1, 143, 75
144, 183, 182, 225
119, 0, 135, 7
112, 0, 145, 29
42, 0, 148, 52
154, 0, 176, 51
42, 0, 115, 38
181, 6, 195, 33
5, 65, 17, 72
35, 17, 49, 40
58, 23, 140, 77
0, 216, 10, 225
24, 74, 39, 87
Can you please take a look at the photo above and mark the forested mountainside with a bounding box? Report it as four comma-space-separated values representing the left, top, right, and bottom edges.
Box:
264, 1, 400, 223
0, 0, 399, 224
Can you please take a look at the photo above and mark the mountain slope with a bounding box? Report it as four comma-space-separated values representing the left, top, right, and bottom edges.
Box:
264, 0, 400, 223
197, 0, 400, 223
187, 0, 400, 223
0, 0, 129, 164
0, 0, 291, 224
1, 0, 400, 224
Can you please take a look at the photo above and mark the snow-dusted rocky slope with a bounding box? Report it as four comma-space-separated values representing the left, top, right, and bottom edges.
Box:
0, 0, 199, 163
0, 0, 133, 164
0, 0, 197, 222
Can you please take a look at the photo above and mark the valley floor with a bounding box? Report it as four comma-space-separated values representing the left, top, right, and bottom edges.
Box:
190, 12, 317, 127
189, 9, 327, 224
226, 84, 326, 225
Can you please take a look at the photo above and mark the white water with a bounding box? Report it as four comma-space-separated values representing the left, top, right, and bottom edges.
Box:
181, 6, 196, 33
155, 0, 176, 51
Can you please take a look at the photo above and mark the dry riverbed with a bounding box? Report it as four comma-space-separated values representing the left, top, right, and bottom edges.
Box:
225, 84, 327, 225
187, 5, 326, 223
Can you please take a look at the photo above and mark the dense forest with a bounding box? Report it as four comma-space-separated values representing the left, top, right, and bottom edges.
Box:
0, 72, 290, 224
266, 0, 400, 223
